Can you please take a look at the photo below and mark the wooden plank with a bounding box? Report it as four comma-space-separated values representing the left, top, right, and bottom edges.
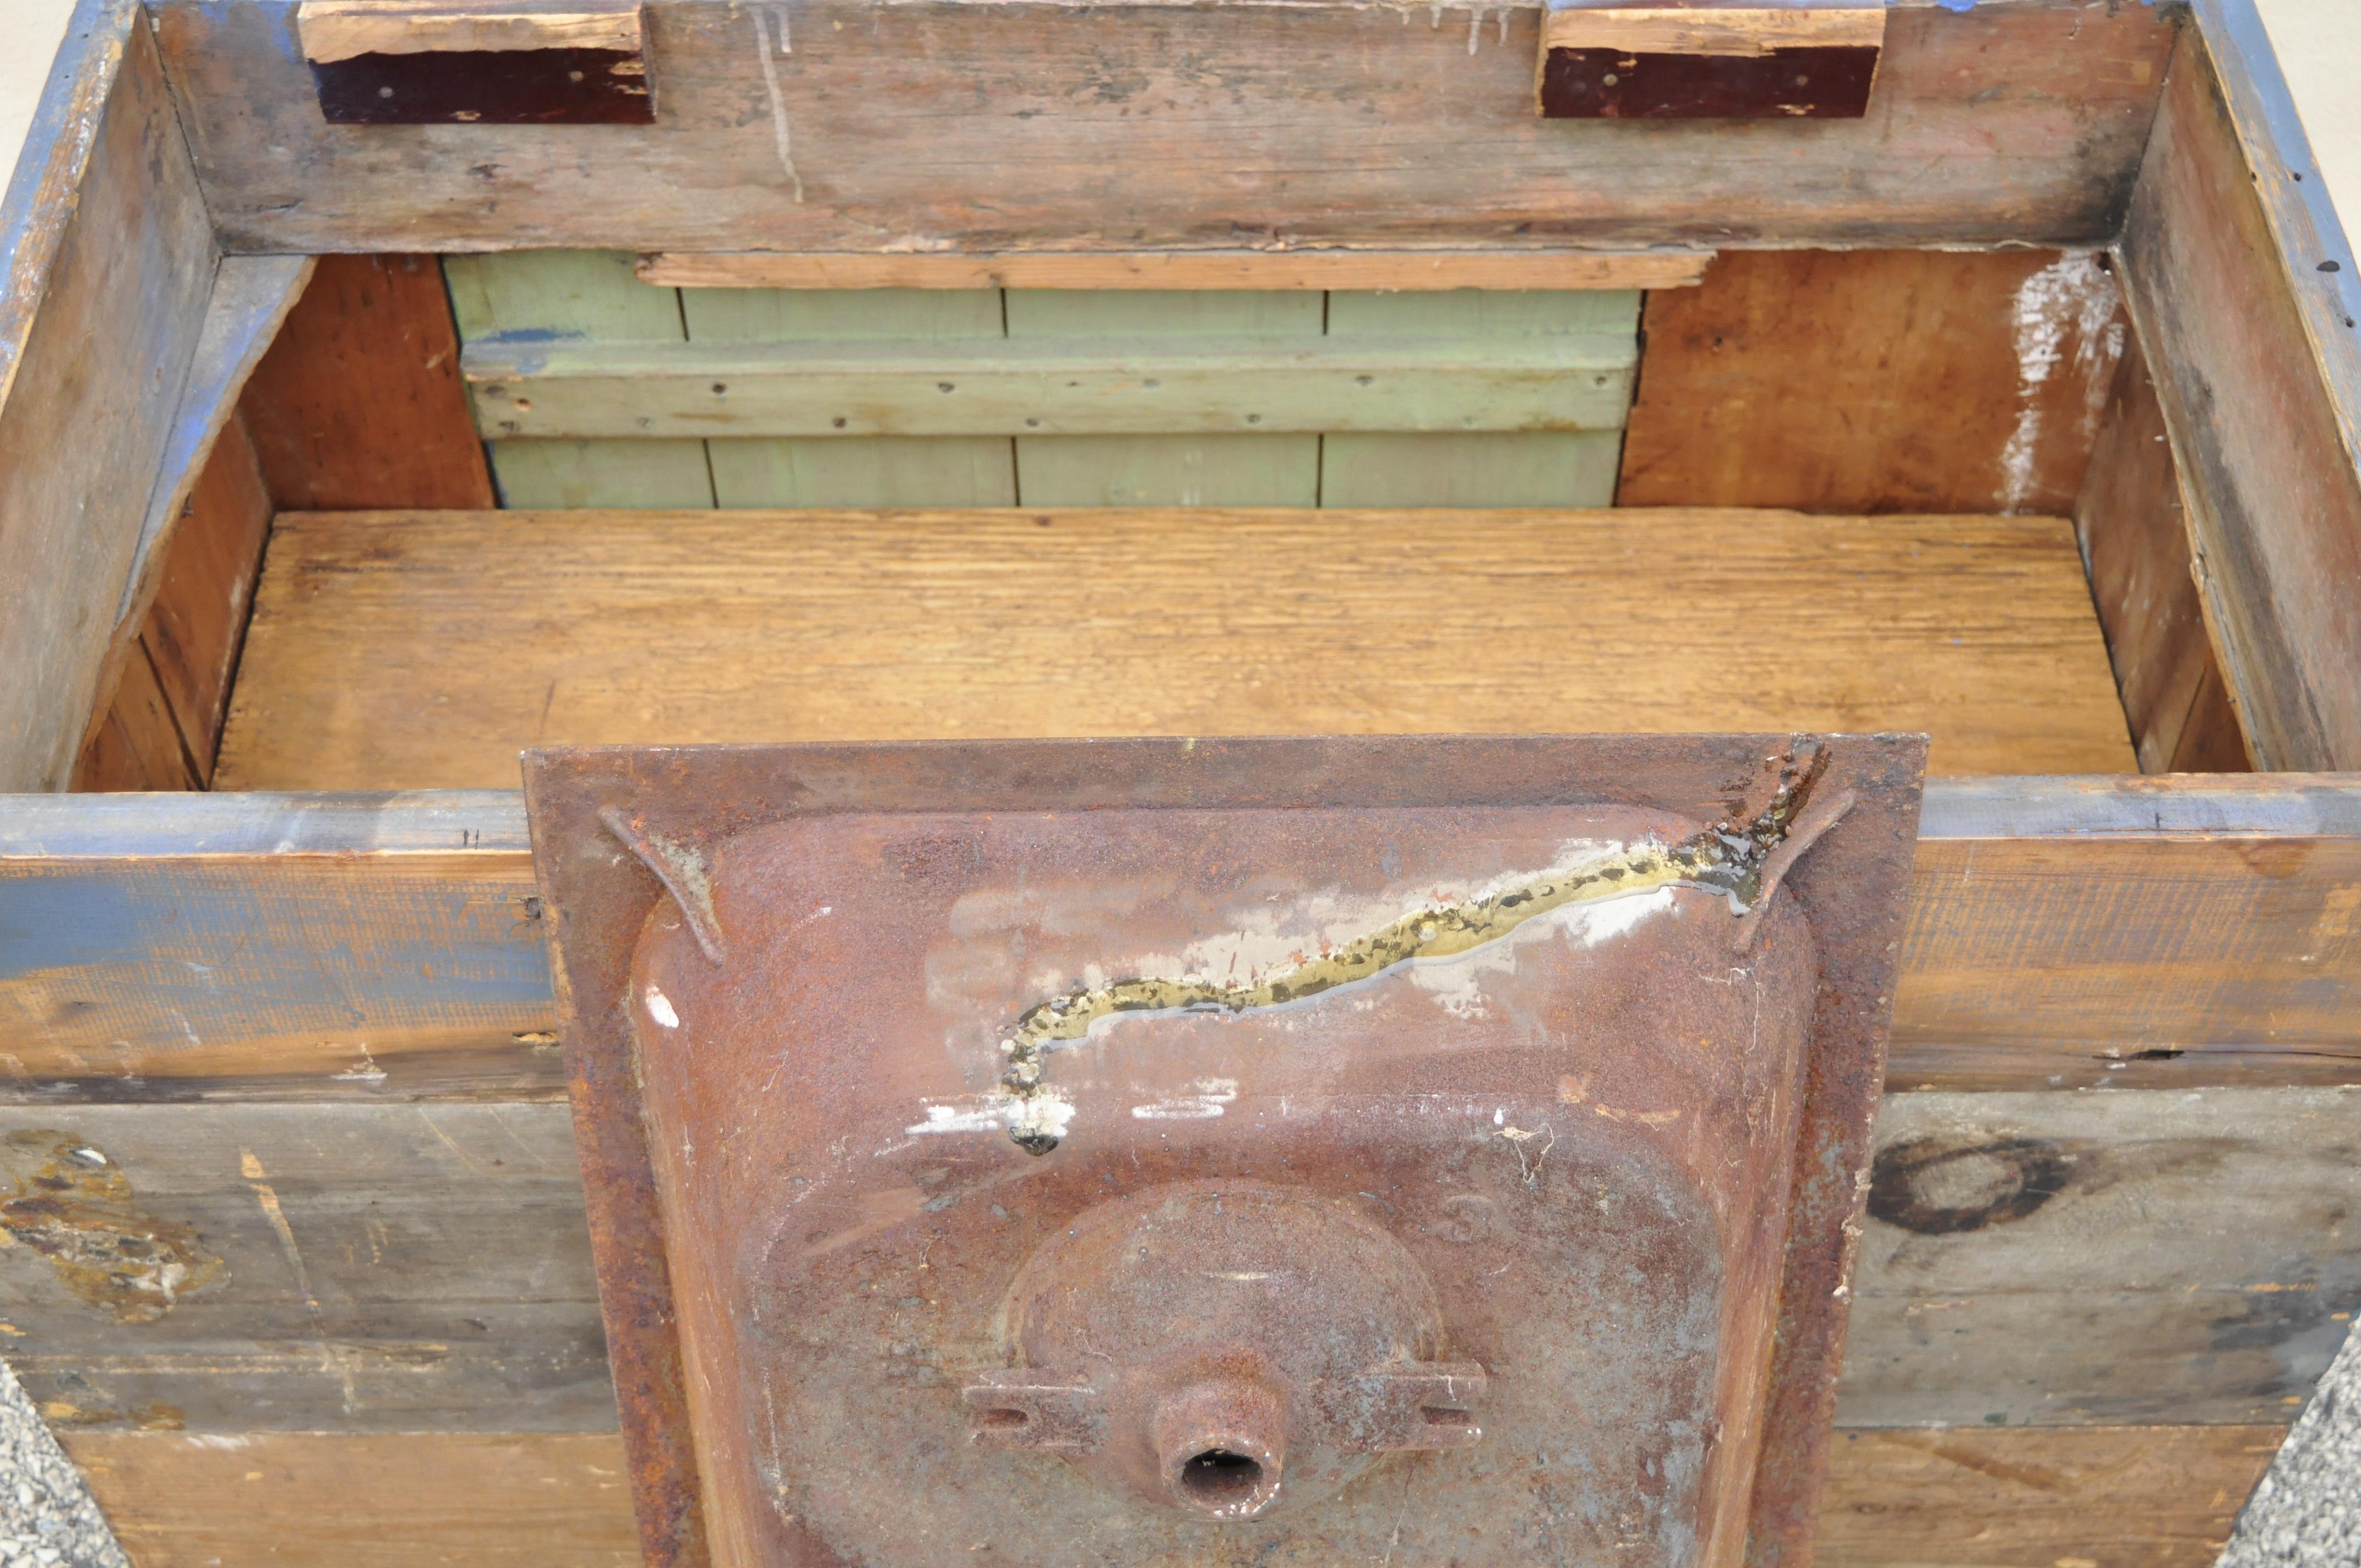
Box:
239, 255, 497, 512
0, 0, 220, 791
8, 777, 2355, 1101
1617, 250, 2129, 515
1838, 1087, 2361, 1428
1007, 290, 1322, 507
134, 413, 280, 783
67, 1433, 641, 1568
297, 0, 642, 62
147, 0, 2179, 254
52, 1424, 2287, 1568
1816, 1425, 2284, 1568
1321, 290, 1636, 508
463, 333, 1640, 439
1898, 773, 2361, 1089
211, 507, 2132, 787
683, 282, 1011, 508
2117, 16, 2361, 771
641, 250, 1715, 292
1542, 3, 1886, 58
443, 250, 711, 509
2074, 325, 2251, 774
67, 645, 197, 795
0, 1104, 613, 1434
0, 1090, 2348, 1434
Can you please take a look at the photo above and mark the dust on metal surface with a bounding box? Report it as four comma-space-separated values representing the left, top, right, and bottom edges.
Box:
523, 734, 1926, 1568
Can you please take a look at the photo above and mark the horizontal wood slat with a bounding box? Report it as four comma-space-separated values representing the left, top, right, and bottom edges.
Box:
57, 1423, 2286, 1568
210, 507, 2134, 787
2, 775, 2357, 1101
147, 0, 2179, 253
464, 335, 1640, 439
0, 1092, 2349, 1435
639, 250, 1714, 292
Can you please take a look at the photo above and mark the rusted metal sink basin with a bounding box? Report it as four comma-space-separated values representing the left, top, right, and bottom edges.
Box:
524, 735, 1924, 1568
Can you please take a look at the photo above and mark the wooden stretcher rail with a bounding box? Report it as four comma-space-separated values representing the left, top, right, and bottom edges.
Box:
634, 250, 1716, 292
1, 774, 2356, 1101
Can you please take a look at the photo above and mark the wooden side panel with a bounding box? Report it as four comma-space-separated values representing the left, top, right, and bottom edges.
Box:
240, 255, 497, 512
1815, 1426, 2283, 1568
1618, 251, 2127, 515
0, 1091, 2349, 1434
1008, 290, 1322, 506
148, 0, 2179, 253
686, 284, 1013, 508
2075, 326, 2250, 774
1319, 290, 1633, 508
56, 1424, 2282, 1568
443, 250, 711, 508
0, 2, 219, 791
72, 415, 275, 790
2118, 24, 2361, 771
7, 776, 2355, 1100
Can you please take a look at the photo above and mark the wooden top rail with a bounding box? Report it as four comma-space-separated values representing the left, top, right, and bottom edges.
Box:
2, 774, 2357, 1101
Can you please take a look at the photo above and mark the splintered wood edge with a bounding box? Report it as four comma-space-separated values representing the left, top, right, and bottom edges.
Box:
634, 250, 1716, 292
1542, 4, 1887, 56
297, 0, 643, 63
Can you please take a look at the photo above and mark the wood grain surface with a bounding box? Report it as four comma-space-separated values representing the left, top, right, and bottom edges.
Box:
2119, 26, 2361, 771
56, 1423, 2284, 1568
210, 507, 2136, 790
640, 250, 1715, 293
239, 255, 496, 512
146, 0, 2179, 253
0, 1091, 2351, 1435
0, 2, 217, 791
1618, 250, 2128, 516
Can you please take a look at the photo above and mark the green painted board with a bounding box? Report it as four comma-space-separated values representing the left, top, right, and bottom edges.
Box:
1007, 291, 1322, 506
444, 252, 714, 508
683, 286, 1015, 507
1320, 290, 1638, 507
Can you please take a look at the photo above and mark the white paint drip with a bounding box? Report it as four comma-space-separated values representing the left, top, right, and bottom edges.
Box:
910, 1087, 1078, 1142
1408, 884, 1675, 1018
752, 8, 806, 204
1999, 253, 2124, 514
1130, 1077, 1240, 1120
645, 986, 680, 1029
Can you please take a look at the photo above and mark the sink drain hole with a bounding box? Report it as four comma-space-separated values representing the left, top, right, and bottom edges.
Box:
1180, 1449, 1265, 1508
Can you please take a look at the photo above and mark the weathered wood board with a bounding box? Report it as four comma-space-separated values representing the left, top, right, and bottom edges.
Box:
2119, 18, 2361, 772
1617, 249, 2128, 517
639, 251, 1713, 292
210, 508, 2135, 788
56, 1423, 2286, 1568
146, 0, 2181, 254
0, 1091, 2350, 1435
0, 0, 219, 791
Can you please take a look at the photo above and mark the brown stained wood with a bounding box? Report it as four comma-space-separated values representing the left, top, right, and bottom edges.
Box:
1617, 251, 2128, 516
0, 2, 219, 791
148, 0, 2178, 253
2118, 27, 2361, 771
2, 1091, 2353, 1435
639, 251, 1715, 292
53, 1424, 2285, 1568
239, 256, 496, 512
211, 507, 2135, 789
297, 0, 643, 61
2075, 328, 2251, 774
68, 647, 197, 795
1816, 1426, 2286, 1568
136, 413, 276, 783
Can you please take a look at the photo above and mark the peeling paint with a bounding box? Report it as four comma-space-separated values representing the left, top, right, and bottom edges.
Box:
0, 1132, 226, 1324
991, 747, 1828, 1153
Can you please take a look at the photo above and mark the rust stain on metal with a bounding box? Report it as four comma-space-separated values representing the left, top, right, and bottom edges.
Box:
0, 1131, 227, 1324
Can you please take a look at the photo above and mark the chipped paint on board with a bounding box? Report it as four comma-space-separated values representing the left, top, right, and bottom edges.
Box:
0, 1132, 226, 1324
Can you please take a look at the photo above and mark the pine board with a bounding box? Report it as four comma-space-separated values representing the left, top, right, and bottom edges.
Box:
57, 1423, 2284, 1568
213, 507, 2136, 790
